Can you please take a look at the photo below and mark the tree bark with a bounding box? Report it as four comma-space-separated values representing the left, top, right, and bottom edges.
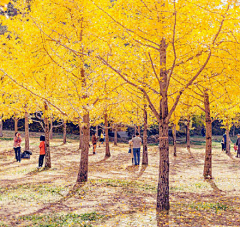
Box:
0, 116, 3, 137
138, 125, 141, 135
63, 120, 67, 144
14, 117, 18, 133
77, 112, 90, 182
79, 121, 83, 150
24, 112, 30, 151
172, 124, 177, 157
203, 91, 212, 179
114, 124, 118, 146
142, 104, 148, 165
44, 103, 51, 168
96, 125, 98, 137
50, 116, 53, 140
156, 38, 170, 211
186, 116, 191, 153
226, 126, 230, 155
134, 125, 136, 135
104, 113, 110, 157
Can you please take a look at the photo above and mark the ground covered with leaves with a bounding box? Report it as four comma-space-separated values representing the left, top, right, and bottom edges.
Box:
0, 132, 240, 226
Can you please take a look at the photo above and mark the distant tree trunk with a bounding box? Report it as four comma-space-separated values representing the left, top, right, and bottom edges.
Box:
203, 91, 212, 179
104, 113, 110, 157
134, 125, 136, 135
138, 125, 141, 135
44, 102, 51, 168
142, 104, 148, 165
226, 126, 230, 155
14, 117, 18, 133
232, 124, 235, 137
186, 116, 191, 153
63, 120, 67, 144
79, 121, 83, 150
172, 124, 177, 157
50, 116, 53, 140
24, 112, 29, 151
114, 124, 118, 146
96, 125, 98, 137
0, 116, 3, 137
77, 112, 90, 182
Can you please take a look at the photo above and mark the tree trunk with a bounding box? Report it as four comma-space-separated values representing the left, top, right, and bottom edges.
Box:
44, 102, 51, 168
63, 120, 67, 144
0, 116, 3, 137
172, 124, 177, 157
14, 117, 18, 133
134, 125, 136, 135
142, 105, 148, 165
50, 116, 53, 140
77, 112, 90, 182
104, 113, 110, 157
138, 125, 141, 135
79, 121, 83, 150
114, 124, 118, 146
226, 126, 230, 155
203, 91, 212, 179
186, 116, 191, 153
96, 125, 98, 137
156, 38, 170, 211
24, 112, 30, 151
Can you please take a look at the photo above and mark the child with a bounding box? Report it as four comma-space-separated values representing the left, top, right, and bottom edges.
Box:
38, 135, 45, 168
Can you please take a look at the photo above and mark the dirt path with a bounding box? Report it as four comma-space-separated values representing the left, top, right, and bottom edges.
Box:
0, 138, 240, 226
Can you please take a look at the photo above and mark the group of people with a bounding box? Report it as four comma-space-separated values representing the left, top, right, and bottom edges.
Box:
221, 133, 240, 158
91, 131, 105, 154
13, 132, 46, 168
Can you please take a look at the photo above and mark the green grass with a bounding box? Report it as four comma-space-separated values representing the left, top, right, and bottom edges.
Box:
189, 202, 229, 213
19, 212, 103, 226
0, 137, 13, 141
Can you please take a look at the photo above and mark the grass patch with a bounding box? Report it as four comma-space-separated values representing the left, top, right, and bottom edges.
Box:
0, 137, 12, 141
20, 212, 103, 226
189, 202, 229, 213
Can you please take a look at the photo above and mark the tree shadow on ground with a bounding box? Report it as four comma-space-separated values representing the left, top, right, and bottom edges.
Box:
156, 210, 169, 227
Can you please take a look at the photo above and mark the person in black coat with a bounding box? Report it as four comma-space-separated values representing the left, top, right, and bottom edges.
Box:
235, 134, 240, 158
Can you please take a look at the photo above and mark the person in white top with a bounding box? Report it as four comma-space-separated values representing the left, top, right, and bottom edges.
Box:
131, 132, 142, 165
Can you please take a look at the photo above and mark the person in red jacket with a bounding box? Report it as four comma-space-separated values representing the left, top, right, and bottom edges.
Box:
13, 132, 22, 162
38, 135, 45, 168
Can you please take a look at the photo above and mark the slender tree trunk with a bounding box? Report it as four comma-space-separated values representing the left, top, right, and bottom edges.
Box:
134, 125, 136, 135
203, 91, 212, 179
77, 112, 90, 182
232, 124, 235, 137
186, 116, 191, 153
14, 117, 18, 133
96, 125, 98, 137
79, 121, 83, 150
104, 113, 110, 157
24, 112, 29, 151
156, 38, 170, 211
138, 125, 141, 135
50, 116, 53, 140
172, 124, 177, 157
226, 126, 230, 155
114, 124, 118, 146
142, 104, 148, 165
44, 102, 51, 168
63, 120, 67, 144
0, 116, 3, 137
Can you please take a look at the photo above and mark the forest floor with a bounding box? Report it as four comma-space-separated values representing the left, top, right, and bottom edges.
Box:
0, 131, 240, 226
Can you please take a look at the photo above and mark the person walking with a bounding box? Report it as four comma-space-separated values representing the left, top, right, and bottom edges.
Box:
222, 133, 227, 151
129, 136, 134, 164
235, 134, 240, 158
38, 135, 45, 168
132, 132, 142, 165
13, 132, 22, 163
99, 131, 104, 147
92, 132, 98, 154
